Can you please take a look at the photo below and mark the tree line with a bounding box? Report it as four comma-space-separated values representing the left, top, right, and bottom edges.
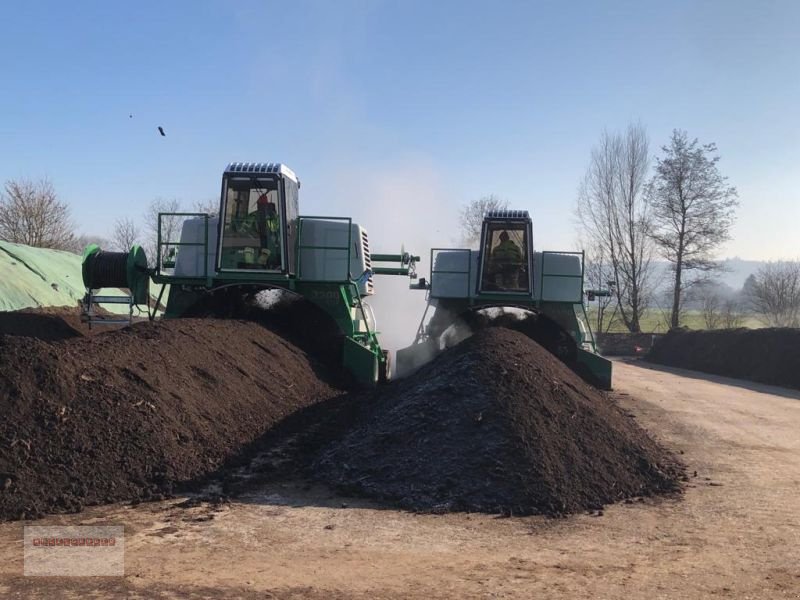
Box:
577, 125, 741, 332
4, 158, 798, 330
658, 272, 800, 331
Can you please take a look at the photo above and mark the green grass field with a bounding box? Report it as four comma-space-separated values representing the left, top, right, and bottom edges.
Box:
585, 308, 763, 334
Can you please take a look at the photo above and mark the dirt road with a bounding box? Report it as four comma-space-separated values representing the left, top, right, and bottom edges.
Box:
1, 359, 799, 598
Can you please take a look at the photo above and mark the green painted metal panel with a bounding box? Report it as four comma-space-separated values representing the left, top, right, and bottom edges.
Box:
342, 336, 378, 386
575, 348, 613, 390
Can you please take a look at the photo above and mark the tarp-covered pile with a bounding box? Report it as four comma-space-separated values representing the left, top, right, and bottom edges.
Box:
0, 240, 133, 314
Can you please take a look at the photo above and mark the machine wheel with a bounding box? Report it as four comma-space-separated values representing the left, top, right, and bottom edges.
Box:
378, 349, 392, 384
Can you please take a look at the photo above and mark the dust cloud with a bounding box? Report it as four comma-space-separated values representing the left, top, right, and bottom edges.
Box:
342, 162, 462, 357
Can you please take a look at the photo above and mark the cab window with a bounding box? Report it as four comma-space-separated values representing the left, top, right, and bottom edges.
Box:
219, 177, 282, 271
480, 222, 530, 292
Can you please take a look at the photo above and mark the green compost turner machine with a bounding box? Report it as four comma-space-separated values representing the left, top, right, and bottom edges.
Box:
80, 163, 610, 389
80, 162, 417, 385
395, 209, 613, 389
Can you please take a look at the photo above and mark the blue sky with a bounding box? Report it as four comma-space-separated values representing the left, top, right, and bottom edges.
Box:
1, 0, 798, 263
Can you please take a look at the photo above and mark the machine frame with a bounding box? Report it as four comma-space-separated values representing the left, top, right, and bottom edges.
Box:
397, 210, 612, 389
147, 163, 417, 386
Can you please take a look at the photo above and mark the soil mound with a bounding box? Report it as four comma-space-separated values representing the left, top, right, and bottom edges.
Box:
315, 328, 682, 515
441, 309, 608, 388
0, 318, 341, 521
182, 289, 345, 371
454, 309, 578, 360
647, 327, 800, 389
0, 307, 123, 341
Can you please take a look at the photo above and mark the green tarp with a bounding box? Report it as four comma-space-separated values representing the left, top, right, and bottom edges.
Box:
0, 240, 144, 314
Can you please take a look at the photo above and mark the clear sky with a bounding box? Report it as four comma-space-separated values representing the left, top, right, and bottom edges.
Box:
1, 0, 798, 265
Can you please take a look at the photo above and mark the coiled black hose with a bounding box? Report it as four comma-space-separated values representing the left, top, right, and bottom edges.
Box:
84, 250, 130, 289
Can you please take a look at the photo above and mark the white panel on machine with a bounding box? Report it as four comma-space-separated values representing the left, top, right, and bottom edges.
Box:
430, 249, 472, 298
298, 219, 373, 295
174, 217, 219, 277
535, 252, 583, 302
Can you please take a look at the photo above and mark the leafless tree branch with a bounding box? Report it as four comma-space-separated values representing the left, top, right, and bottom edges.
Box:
575, 123, 654, 332
0, 178, 76, 250
459, 195, 509, 248
111, 217, 141, 252
744, 262, 800, 327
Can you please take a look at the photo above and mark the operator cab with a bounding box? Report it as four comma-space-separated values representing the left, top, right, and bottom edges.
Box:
478, 210, 533, 294
217, 162, 299, 274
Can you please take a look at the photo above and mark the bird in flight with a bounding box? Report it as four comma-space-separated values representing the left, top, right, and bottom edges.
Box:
158, 126, 166, 137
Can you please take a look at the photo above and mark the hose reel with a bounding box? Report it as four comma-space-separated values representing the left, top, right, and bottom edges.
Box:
82, 245, 149, 305
80, 245, 151, 327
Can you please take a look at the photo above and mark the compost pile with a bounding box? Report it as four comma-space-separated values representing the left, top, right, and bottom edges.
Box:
0, 315, 340, 521
315, 328, 682, 516
647, 327, 800, 389
441, 309, 606, 387
183, 289, 346, 372
0, 307, 114, 341
0, 303, 683, 521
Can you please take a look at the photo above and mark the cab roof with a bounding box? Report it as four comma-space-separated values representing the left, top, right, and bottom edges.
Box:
224, 162, 298, 184
484, 209, 530, 221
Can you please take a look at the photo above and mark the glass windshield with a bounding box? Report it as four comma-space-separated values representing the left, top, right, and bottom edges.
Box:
480, 222, 529, 292
219, 177, 282, 271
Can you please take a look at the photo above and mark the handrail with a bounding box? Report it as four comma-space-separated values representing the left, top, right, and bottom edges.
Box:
156, 212, 210, 282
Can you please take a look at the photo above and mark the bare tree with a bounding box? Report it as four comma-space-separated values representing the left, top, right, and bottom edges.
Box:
576, 123, 654, 333
648, 130, 739, 328
459, 194, 508, 247
744, 262, 800, 327
111, 217, 140, 251
193, 198, 218, 216
699, 288, 722, 329
144, 198, 183, 266
0, 178, 76, 250
70, 234, 110, 254
720, 298, 744, 329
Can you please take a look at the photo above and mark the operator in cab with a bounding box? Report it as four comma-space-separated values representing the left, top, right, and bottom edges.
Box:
490, 230, 524, 289
223, 191, 282, 269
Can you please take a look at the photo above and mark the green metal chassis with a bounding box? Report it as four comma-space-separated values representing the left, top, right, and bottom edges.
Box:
397, 248, 614, 390
150, 212, 412, 386
415, 296, 613, 390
